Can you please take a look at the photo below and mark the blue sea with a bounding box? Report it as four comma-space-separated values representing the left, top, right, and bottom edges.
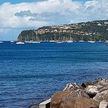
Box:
1, 41, 108, 108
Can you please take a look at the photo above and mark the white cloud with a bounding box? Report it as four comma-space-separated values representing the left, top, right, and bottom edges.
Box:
0, 0, 107, 29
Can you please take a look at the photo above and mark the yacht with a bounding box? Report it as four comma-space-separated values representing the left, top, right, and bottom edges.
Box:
67, 40, 73, 43
16, 41, 25, 44
56, 41, 63, 43
88, 41, 95, 43
25, 41, 41, 44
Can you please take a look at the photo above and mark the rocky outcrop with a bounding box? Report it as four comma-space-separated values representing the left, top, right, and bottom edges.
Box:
17, 20, 108, 42
50, 79, 108, 108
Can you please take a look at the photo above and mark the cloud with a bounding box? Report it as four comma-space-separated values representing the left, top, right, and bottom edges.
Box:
0, 0, 81, 29
0, 0, 107, 29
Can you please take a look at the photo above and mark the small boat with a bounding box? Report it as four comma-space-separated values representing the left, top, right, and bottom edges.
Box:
25, 41, 41, 44
88, 41, 95, 43
56, 41, 63, 43
67, 40, 73, 43
16, 42, 25, 44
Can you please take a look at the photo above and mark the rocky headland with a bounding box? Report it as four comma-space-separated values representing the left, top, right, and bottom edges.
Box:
18, 20, 108, 42
32, 79, 108, 108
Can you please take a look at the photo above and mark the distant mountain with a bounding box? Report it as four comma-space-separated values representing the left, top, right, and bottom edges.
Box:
17, 20, 108, 42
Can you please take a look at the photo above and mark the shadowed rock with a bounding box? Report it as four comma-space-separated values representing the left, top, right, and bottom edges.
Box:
86, 85, 99, 98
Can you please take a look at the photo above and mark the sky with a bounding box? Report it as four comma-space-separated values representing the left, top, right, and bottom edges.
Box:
0, 0, 108, 41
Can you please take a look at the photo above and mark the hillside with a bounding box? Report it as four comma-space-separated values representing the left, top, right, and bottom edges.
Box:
17, 20, 108, 42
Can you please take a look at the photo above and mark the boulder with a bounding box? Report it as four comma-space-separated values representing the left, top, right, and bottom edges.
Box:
63, 83, 80, 92
93, 90, 108, 102
51, 91, 70, 108
99, 100, 108, 108
96, 79, 108, 86
51, 89, 91, 108
95, 79, 108, 92
86, 85, 99, 98
60, 96, 98, 108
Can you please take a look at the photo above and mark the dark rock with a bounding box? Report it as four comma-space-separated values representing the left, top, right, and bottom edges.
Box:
81, 81, 94, 88
86, 85, 99, 98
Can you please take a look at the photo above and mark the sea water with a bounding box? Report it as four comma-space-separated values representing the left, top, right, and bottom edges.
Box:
0, 42, 108, 108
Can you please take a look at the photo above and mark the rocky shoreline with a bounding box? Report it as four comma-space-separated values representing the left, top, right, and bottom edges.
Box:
31, 78, 108, 108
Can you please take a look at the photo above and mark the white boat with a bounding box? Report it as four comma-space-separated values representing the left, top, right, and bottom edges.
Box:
31, 41, 41, 43
16, 42, 25, 44
88, 41, 95, 43
25, 41, 41, 44
67, 40, 73, 43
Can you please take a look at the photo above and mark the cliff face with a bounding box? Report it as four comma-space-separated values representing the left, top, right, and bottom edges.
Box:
17, 20, 108, 42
